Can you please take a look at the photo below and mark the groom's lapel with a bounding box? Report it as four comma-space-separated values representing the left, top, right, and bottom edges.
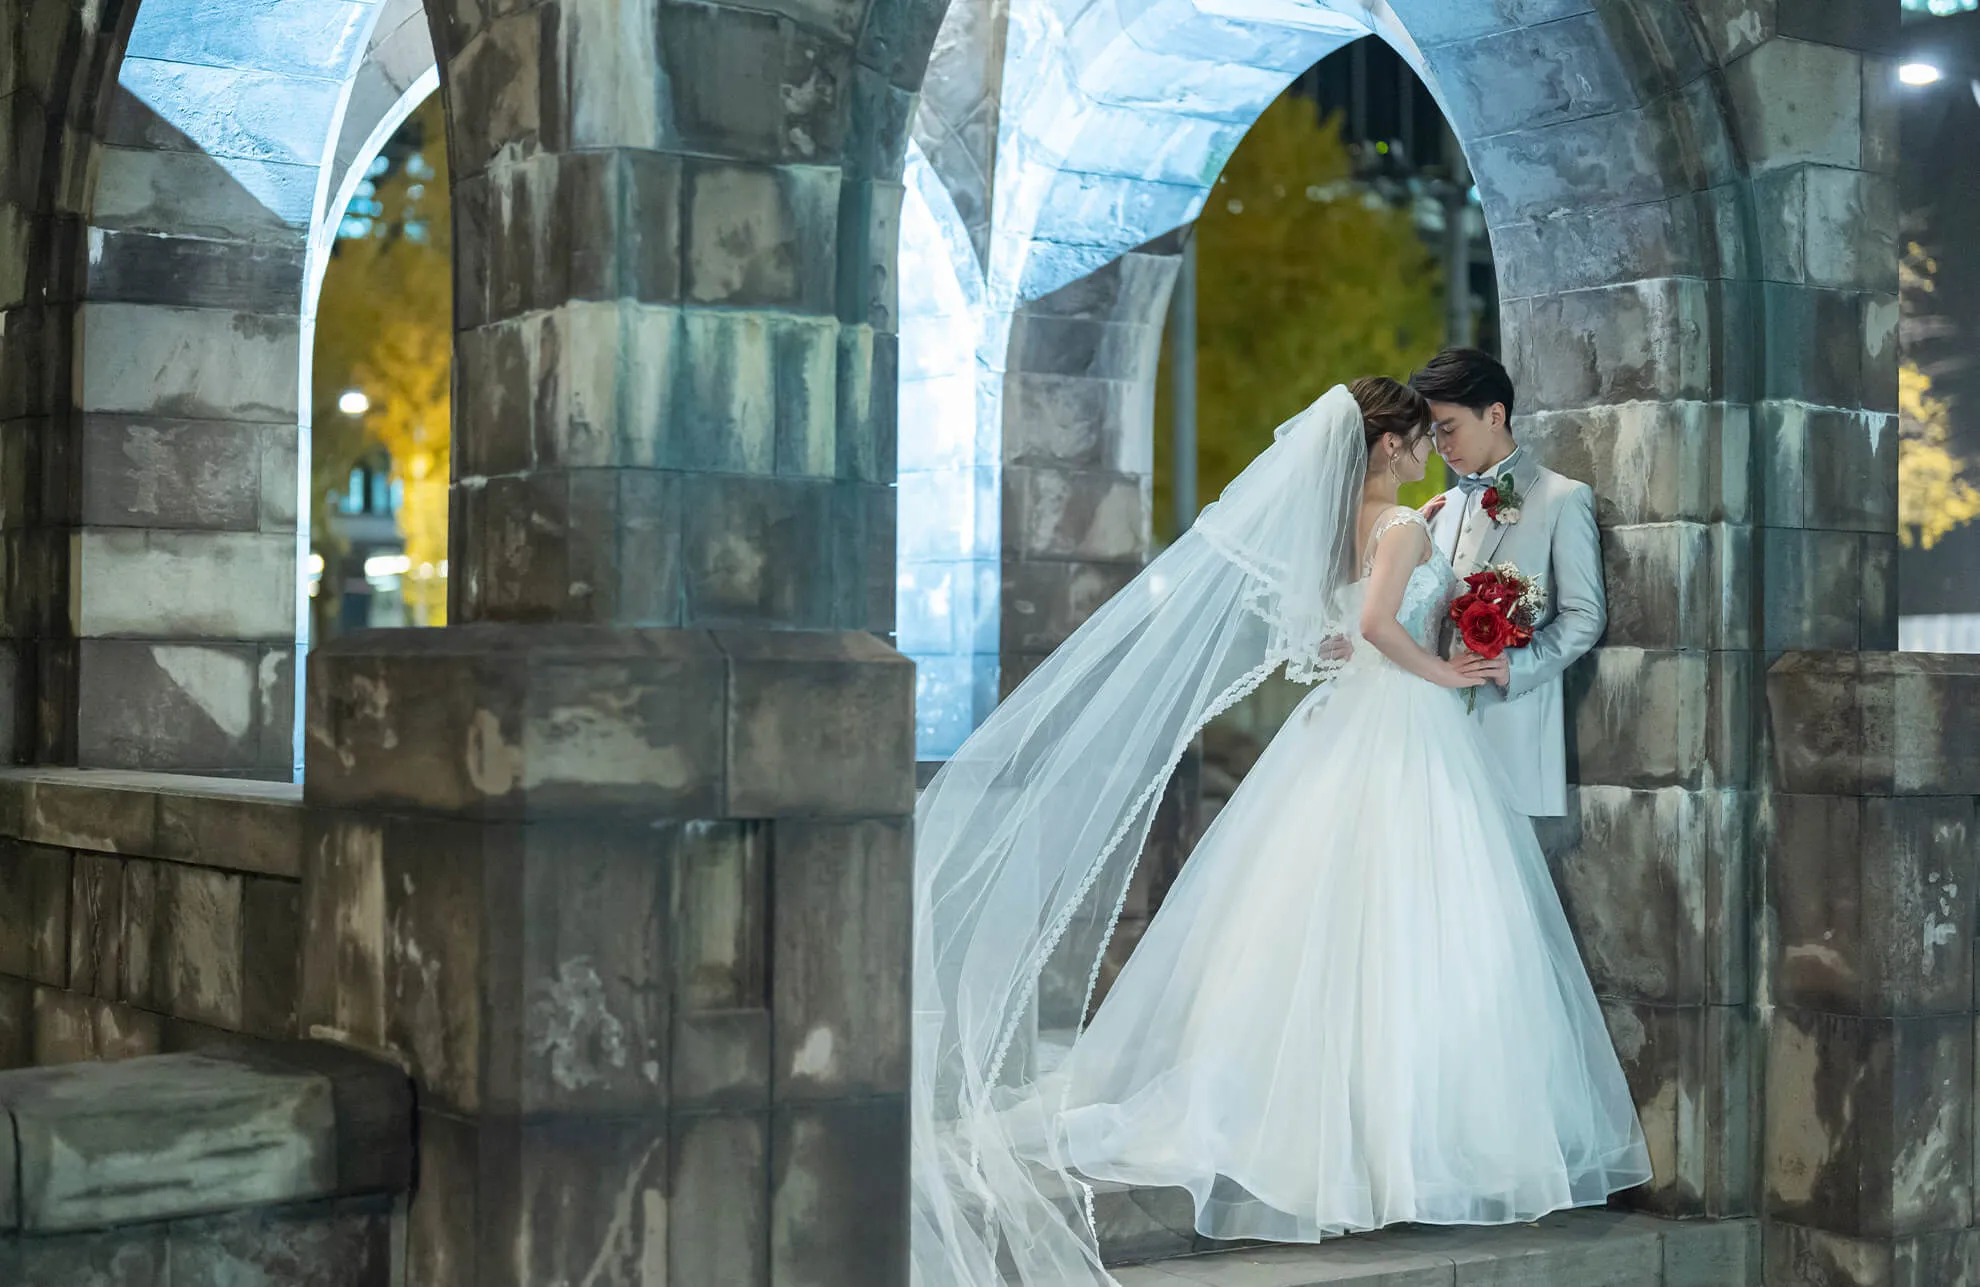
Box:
1454, 456, 1529, 575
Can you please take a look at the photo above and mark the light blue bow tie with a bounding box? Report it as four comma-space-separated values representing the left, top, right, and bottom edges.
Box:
1455, 449, 1523, 497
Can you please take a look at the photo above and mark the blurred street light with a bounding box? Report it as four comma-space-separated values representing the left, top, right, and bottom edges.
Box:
1902, 62, 1946, 86
338, 389, 371, 415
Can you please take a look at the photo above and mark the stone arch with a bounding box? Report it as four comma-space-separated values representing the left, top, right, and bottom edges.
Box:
45, 0, 416, 778
887, 0, 1901, 1228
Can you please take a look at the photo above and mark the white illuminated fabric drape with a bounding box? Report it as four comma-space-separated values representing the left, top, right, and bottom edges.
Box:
910, 385, 1368, 1286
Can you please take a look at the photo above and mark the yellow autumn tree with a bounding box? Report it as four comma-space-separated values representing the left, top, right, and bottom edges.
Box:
312, 94, 453, 630
1898, 242, 1980, 551
1154, 95, 1447, 541
1900, 362, 1980, 549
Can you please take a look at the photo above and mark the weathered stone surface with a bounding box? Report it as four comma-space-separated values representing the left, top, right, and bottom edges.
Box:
9, 771, 158, 854
1664, 1215, 1761, 1287
188, 1037, 415, 1198
1765, 1008, 1972, 1239
154, 860, 244, 1029
1768, 652, 1980, 797
721, 629, 914, 817
1568, 648, 1734, 791
1770, 795, 1974, 1016
5, 1222, 170, 1286
76, 639, 295, 775
1761, 528, 1897, 653
85, 228, 305, 313
1605, 1000, 1754, 1218
0, 840, 69, 987
0, 1052, 336, 1231
30, 990, 162, 1067
679, 474, 835, 626
1599, 522, 1720, 652
242, 876, 300, 1038
305, 625, 728, 819
78, 416, 273, 531
1756, 402, 1897, 534
164, 1195, 393, 1287
772, 818, 910, 1100
1547, 786, 1745, 1007
1763, 1222, 1980, 1287
303, 811, 719, 1118
1002, 465, 1146, 563
1525, 404, 1744, 533
1000, 557, 1139, 660
67, 852, 122, 999
412, 1109, 672, 1287
77, 302, 299, 420
91, 149, 314, 244
672, 821, 771, 1109
1723, 37, 1862, 174
0, 974, 32, 1069
684, 161, 839, 310
74, 530, 295, 639
1759, 290, 1896, 414
1504, 277, 1714, 413
153, 778, 304, 879
671, 1112, 770, 1285
771, 1098, 909, 1287
1753, 166, 1897, 293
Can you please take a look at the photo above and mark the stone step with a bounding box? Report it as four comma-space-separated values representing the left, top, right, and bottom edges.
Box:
1095, 1193, 1757, 1287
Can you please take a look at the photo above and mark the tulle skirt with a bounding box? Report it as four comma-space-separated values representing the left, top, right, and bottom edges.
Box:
1025, 662, 1653, 1243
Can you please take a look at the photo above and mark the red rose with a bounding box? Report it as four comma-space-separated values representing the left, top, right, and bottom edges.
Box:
1481, 486, 1501, 515
1480, 579, 1521, 609
1451, 591, 1480, 615
1457, 600, 1514, 659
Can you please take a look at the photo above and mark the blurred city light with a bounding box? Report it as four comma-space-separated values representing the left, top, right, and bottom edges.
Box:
338, 389, 371, 415
1902, 62, 1946, 86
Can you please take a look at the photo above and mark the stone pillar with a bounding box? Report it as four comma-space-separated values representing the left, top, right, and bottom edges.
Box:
299, 0, 925, 1282
999, 239, 1180, 693
54, 0, 389, 777
1765, 653, 1980, 1280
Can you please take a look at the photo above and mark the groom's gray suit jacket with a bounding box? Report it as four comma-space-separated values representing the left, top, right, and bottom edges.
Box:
1429, 451, 1606, 819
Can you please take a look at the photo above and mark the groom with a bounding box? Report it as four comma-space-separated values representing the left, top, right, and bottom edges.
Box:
1409, 349, 1606, 820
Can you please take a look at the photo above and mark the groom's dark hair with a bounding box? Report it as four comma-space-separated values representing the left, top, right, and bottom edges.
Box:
1408, 348, 1516, 425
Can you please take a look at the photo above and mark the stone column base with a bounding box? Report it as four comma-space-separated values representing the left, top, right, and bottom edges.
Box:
298, 624, 914, 1286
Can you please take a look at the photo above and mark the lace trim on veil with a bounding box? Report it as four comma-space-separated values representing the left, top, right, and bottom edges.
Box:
978, 526, 1345, 1120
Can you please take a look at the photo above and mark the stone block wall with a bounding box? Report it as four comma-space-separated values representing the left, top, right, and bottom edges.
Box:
302, 624, 914, 1284
999, 237, 1179, 695
0, 768, 306, 1070
1763, 652, 1980, 1283
0, 1045, 412, 1285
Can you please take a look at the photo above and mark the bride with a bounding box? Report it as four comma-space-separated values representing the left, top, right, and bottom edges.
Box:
911, 379, 1651, 1286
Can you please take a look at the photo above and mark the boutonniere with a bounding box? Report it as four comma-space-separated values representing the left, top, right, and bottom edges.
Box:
1481, 473, 1523, 526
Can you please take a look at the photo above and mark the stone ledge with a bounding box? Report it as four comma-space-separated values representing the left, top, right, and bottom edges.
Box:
0, 767, 302, 879
1106, 1202, 1757, 1286
306, 623, 914, 820
0, 1042, 411, 1233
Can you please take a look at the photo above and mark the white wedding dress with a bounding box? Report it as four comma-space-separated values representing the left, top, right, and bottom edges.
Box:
1025, 508, 1652, 1243
911, 389, 1648, 1287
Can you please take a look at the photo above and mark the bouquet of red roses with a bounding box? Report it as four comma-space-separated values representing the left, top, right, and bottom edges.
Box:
1449, 562, 1544, 711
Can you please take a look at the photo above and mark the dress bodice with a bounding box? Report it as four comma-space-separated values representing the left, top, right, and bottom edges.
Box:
1341, 508, 1458, 666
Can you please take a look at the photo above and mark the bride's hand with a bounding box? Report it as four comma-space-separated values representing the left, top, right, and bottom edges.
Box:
1441, 650, 1500, 689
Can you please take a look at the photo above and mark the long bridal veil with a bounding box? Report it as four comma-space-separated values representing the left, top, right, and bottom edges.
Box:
912, 385, 1370, 1285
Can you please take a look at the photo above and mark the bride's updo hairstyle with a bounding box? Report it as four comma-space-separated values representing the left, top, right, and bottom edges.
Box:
1349, 376, 1431, 454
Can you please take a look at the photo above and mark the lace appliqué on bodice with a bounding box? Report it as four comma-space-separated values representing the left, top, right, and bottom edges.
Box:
1357, 508, 1458, 656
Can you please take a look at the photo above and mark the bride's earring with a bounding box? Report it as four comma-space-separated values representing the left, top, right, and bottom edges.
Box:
1387, 447, 1403, 482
